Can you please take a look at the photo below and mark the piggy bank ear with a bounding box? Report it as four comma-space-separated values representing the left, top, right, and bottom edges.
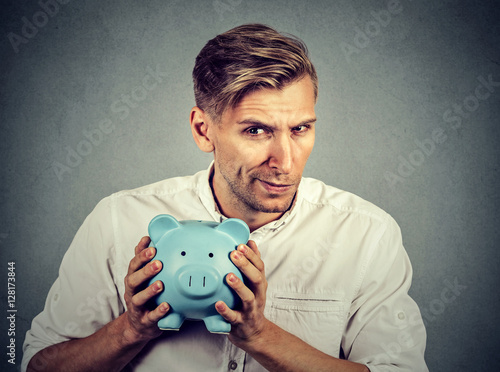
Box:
216, 218, 250, 244
148, 214, 182, 243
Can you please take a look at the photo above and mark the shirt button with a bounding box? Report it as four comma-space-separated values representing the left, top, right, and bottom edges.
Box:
228, 360, 238, 370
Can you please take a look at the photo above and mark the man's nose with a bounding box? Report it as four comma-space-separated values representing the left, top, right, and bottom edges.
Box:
268, 134, 293, 174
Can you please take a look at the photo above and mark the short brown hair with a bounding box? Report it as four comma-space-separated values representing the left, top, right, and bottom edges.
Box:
193, 23, 318, 122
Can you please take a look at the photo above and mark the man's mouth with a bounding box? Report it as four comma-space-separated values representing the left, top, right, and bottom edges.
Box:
258, 179, 294, 194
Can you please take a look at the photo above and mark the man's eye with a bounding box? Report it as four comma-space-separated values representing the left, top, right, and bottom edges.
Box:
293, 125, 309, 133
247, 127, 265, 135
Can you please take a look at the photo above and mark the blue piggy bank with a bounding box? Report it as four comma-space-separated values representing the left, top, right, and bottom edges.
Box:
148, 214, 250, 334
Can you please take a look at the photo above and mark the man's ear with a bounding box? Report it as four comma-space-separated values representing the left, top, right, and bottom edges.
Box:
190, 106, 215, 153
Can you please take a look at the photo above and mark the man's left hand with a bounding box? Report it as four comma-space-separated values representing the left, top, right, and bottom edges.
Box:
215, 240, 269, 346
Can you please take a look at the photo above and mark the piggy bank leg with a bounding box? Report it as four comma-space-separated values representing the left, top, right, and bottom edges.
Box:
203, 314, 231, 334
158, 313, 184, 331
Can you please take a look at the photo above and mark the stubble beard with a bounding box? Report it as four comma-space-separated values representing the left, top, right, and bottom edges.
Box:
222, 169, 298, 214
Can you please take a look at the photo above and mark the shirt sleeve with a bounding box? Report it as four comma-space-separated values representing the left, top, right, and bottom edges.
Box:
342, 216, 428, 371
21, 197, 125, 372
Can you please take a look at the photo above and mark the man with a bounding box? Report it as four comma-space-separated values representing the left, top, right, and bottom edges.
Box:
23, 24, 428, 371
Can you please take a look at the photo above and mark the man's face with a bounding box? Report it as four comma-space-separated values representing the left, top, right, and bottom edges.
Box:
207, 76, 316, 222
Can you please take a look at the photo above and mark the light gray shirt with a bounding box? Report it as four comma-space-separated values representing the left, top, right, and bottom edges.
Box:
23, 164, 428, 371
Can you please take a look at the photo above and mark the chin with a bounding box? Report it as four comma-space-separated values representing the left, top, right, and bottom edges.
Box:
254, 197, 294, 214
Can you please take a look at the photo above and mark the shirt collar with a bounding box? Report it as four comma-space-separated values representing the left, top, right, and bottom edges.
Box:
197, 161, 303, 232
197, 161, 224, 222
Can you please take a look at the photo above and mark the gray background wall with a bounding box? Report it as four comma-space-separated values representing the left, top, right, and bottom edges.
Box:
1, 0, 499, 371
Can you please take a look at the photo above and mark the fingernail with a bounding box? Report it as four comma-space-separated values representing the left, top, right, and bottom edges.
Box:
160, 303, 169, 312
147, 248, 155, 258
152, 260, 161, 271
232, 251, 241, 260
228, 273, 237, 283
238, 245, 247, 254
154, 281, 162, 292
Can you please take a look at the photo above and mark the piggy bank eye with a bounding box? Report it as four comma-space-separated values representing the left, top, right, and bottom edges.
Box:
208, 253, 214, 258
181, 251, 186, 256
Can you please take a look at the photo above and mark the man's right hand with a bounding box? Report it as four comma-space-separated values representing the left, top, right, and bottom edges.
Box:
123, 236, 170, 344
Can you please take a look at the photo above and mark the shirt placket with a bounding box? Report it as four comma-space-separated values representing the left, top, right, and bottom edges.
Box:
225, 342, 246, 371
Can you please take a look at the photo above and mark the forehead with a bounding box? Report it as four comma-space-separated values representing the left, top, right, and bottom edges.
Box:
222, 77, 316, 125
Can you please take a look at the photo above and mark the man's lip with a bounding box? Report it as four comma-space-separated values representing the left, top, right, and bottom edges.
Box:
261, 180, 292, 187
258, 179, 293, 193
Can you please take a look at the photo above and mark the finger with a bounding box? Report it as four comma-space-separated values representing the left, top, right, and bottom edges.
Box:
226, 272, 256, 309
247, 240, 261, 258
126, 259, 162, 294
147, 302, 171, 324
237, 243, 264, 272
128, 244, 156, 276
231, 250, 264, 287
131, 280, 164, 308
215, 300, 240, 325
135, 236, 151, 256
231, 250, 267, 305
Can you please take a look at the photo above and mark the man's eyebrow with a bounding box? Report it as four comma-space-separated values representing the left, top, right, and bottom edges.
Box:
237, 118, 269, 126
296, 118, 317, 126
236, 118, 317, 127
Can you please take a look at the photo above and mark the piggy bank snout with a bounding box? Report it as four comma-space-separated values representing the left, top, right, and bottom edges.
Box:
175, 264, 223, 299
